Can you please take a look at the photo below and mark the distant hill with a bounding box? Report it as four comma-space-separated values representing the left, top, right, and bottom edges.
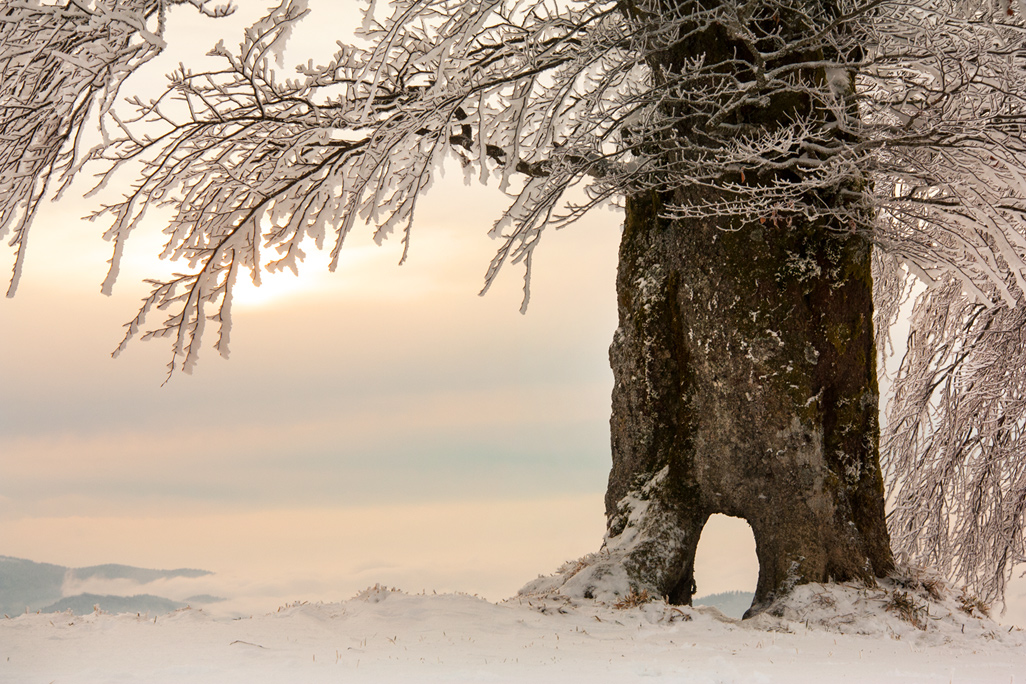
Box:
0, 556, 212, 616
41, 593, 186, 615
692, 591, 755, 619
0, 557, 67, 616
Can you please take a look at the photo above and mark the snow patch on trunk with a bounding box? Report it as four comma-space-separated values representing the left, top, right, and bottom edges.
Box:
519, 466, 686, 602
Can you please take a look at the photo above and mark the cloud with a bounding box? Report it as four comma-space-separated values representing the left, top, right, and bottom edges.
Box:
4, 496, 608, 614
2, 184, 620, 517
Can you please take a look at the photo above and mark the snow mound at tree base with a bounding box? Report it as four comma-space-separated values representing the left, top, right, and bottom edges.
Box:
519, 558, 1023, 646
744, 578, 1017, 645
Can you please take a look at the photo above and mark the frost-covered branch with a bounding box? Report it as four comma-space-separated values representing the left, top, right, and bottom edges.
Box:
885, 277, 1026, 609
865, 0, 1026, 609
87, 0, 641, 374
0, 0, 167, 296
863, 0, 1026, 307
0, 0, 235, 297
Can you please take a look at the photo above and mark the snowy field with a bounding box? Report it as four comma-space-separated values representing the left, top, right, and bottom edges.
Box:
4, 581, 1024, 683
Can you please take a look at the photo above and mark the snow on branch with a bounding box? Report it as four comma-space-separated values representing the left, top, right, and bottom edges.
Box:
0, 0, 168, 297
863, 0, 1026, 306
866, 0, 1026, 608
885, 277, 1026, 610
82, 0, 637, 374
7, 2, 1026, 354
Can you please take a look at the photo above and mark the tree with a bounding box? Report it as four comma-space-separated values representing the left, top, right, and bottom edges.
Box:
2, 0, 1025, 612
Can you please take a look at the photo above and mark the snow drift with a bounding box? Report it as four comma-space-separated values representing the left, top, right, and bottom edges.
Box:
4, 578, 1023, 683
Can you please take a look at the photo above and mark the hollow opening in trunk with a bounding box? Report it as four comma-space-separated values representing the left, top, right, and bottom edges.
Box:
692, 513, 758, 619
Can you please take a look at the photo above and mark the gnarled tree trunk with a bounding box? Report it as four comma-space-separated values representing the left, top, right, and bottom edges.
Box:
603, 189, 893, 615
535, 0, 895, 615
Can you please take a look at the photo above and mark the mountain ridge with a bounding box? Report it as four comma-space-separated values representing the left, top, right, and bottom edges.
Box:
0, 555, 212, 616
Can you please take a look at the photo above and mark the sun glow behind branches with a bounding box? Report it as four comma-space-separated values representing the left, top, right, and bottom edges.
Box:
231, 254, 334, 309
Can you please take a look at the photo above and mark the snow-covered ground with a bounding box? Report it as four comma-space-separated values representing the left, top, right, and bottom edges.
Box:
4, 581, 1023, 683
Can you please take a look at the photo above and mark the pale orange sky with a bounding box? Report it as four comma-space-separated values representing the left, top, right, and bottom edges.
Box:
0, 0, 633, 606
0, 154, 637, 607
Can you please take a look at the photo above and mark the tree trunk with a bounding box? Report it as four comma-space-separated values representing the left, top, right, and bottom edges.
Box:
602, 189, 893, 615
593, 0, 892, 615
520, 0, 896, 614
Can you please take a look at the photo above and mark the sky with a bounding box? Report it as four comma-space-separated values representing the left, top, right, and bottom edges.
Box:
0, 0, 1022, 625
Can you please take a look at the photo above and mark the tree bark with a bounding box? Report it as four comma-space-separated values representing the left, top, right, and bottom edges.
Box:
519, 0, 896, 614
591, 0, 893, 615
603, 189, 893, 615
